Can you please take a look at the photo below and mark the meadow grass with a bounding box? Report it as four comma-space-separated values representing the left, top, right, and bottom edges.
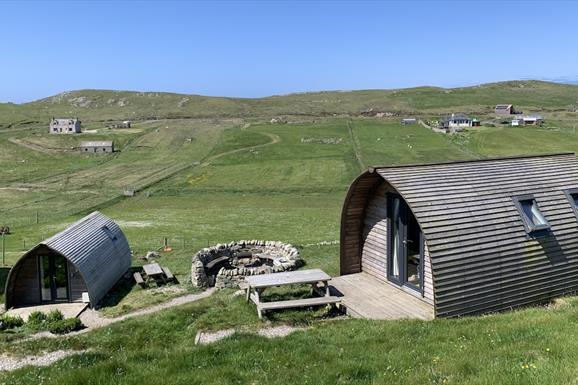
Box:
3, 293, 578, 385
2, 111, 578, 384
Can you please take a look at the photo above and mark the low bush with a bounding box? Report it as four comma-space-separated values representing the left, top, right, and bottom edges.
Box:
27, 311, 47, 325
48, 318, 84, 335
0, 314, 24, 331
46, 309, 64, 323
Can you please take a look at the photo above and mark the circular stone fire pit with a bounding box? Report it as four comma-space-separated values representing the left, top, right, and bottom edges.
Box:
191, 240, 303, 289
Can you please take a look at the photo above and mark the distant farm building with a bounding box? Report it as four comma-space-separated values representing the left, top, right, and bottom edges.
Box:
106, 121, 131, 129
401, 118, 417, 125
49, 118, 81, 134
495, 104, 514, 115
5, 212, 131, 310
80, 141, 114, 154
512, 115, 544, 126
521, 115, 544, 125
441, 113, 472, 132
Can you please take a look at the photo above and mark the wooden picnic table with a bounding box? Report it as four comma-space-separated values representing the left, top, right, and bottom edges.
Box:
143, 263, 164, 277
245, 269, 340, 319
142, 263, 168, 284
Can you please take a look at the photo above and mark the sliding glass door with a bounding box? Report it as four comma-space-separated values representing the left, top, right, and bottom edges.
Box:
387, 194, 424, 293
39, 254, 69, 302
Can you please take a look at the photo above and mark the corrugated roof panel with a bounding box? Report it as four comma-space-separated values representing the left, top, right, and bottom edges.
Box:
43, 211, 131, 307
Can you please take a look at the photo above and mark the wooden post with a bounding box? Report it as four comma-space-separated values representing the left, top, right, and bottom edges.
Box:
2, 232, 5, 267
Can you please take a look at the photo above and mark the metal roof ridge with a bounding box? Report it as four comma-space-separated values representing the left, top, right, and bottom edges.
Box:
368, 152, 576, 172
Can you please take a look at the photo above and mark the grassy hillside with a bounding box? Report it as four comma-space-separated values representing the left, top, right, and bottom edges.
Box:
1, 81, 578, 384
2, 81, 577, 128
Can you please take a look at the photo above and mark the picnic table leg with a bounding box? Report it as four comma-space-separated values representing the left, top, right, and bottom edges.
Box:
253, 288, 264, 319
323, 280, 330, 297
246, 285, 252, 302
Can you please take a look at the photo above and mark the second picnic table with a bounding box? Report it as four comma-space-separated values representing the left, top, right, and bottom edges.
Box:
245, 268, 340, 319
141, 263, 175, 285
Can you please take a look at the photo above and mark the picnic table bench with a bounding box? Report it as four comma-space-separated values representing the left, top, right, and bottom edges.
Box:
133, 272, 146, 288
245, 269, 340, 319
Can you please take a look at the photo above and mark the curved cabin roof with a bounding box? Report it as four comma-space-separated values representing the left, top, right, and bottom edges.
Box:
5, 211, 131, 309
341, 153, 578, 317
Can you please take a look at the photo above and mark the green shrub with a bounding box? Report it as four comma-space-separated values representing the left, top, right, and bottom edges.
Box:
48, 318, 84, 335
0, 314, 24, 331
46, 309, 64, 323
27, 311, 47, 325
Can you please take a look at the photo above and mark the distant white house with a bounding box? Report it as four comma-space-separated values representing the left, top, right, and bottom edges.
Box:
442, 113, 472, 132
49, 118, 81, 134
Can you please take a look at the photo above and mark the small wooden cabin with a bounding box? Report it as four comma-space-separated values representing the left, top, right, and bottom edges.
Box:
340, 153, 578, 317
4, 212, 131, 310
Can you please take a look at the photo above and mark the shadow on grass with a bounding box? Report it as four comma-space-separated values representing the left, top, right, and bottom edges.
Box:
96, 267, 140, 309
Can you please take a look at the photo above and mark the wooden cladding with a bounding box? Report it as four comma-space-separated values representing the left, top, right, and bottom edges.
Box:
342, 153, 578, 318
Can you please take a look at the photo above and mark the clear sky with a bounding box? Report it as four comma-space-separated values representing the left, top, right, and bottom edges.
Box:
1, 0, 577, 103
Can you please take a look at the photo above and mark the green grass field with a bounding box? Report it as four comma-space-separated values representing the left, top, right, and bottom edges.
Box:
2, 82, 578, 384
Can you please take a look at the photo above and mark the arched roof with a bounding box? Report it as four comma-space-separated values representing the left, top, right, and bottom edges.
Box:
5, 211, 131, 309
341, 153, 578, 317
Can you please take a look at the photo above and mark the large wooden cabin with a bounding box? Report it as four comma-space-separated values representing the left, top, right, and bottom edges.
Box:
340, 153, 578, 317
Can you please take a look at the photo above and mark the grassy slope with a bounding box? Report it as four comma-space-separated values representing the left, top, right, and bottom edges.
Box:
3, 293, 578, 385
1, 82, 578, 384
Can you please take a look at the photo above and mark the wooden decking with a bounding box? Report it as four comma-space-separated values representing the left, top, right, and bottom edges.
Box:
331, 273, 434, 320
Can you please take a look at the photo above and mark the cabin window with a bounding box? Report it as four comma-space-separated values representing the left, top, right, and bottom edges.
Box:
102, 225, 118, 242
564, 188, 578, 217
513, 195, 550, 233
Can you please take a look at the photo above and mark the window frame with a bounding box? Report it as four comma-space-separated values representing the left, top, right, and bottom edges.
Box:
563, 188, 578, 219
101, 225, 118, 242
512, 194, 550, 234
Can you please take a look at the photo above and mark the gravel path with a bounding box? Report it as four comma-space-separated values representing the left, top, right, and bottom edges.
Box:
195, 325, 304, 345
0, 350, 89, 371
21, 288, 217, 341
81, 287, 217, 329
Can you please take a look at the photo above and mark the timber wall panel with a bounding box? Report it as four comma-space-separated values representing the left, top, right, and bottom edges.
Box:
373, 153, 578, 317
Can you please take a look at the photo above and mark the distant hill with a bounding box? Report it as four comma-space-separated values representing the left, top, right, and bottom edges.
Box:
2, 80, 578, 128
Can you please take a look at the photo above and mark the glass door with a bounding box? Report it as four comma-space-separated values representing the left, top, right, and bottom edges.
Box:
39, 254, 69, 302
387, 194, 424, 293
53, 255, 69, 301
39, 255, 52, 301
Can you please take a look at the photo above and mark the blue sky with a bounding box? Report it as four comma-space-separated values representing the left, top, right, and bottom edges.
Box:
1, 0, 577, 103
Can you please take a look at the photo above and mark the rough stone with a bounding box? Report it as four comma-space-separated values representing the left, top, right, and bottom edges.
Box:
190, 240, 302, 289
